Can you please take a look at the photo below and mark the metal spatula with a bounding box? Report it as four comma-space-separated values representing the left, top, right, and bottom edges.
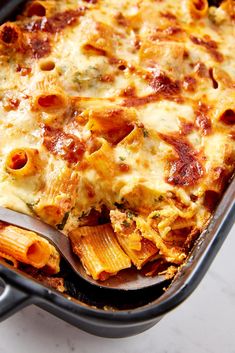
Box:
0, 0, 26, 24
0, 207, 167, 290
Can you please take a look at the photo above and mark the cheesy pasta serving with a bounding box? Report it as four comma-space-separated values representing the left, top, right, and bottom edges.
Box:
0, 0, 234, 287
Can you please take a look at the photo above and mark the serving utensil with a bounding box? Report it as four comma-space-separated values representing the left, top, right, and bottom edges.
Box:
0, 0, 26, 24
0, 207, 166, 290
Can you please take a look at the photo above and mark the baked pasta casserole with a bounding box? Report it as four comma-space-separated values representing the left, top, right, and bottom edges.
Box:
0, 0, 234, 290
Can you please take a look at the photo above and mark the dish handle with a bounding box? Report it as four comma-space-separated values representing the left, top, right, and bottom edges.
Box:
0, 268, 31, 321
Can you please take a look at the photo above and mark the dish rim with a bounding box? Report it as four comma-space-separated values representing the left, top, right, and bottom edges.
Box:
0, 175, 234, 324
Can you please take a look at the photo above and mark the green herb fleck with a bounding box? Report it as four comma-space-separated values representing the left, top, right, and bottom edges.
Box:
126, 210, 135, 219
143, 128, 149, 138
26, 202, 37, 215
57, 212, 70, 230
119, 156, 126, 161
152, 212, 160, 219
154, 195, 164, 202
122, 220, 130, 228
78, 211, 90, 220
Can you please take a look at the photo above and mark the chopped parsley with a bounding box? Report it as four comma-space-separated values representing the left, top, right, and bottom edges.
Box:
78, 210, 90, 220
142, 128, 149, 138
57, 212, 70, 230
154, 195, 164, 202
126, 210, 136, 219
26, 202, 37, 215
122, 220, 130, 228
151, 212, 160, 219
119, 156, 126, 161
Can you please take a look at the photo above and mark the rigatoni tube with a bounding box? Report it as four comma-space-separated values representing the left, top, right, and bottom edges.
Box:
0, 223, 50, 268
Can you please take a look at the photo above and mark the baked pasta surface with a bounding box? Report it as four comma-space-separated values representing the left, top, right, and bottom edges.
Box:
0, 0, 234, 283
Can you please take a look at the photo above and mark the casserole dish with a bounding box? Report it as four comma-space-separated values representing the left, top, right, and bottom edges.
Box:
0, 0, 234, 338
0, 176, 234, 338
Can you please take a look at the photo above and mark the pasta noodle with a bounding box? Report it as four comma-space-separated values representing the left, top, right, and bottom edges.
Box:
0, 23, 22, 47
0, 222, 50, 268
43, 243, 61, 274
5, 148, 41, 177
0, 251, 18, 268
35, 167, 79, 226
80, 19, 115, 56
183, 0, 208, 19
24, 1, 56, 18
70, 224, 131, 280
0, 0, 234, 286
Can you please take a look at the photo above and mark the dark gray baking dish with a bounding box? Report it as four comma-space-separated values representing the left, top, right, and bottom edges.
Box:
0, 0, 234, 339
0, 175, 234, 338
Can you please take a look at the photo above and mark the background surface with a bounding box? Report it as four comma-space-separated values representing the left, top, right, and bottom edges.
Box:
0, 225, 234, 353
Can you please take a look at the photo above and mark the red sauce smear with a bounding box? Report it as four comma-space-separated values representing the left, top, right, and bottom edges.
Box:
159, 133, 203, 186
150, 26, 183, 41
24, 8, 86, 34
190, 35, 224, 62
43, 125, 85, 164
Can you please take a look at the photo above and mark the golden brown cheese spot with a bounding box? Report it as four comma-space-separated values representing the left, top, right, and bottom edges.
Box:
160, 12, 177, 20
182, 75, 197, 92
43, 125, 85, 164
0, 24, 19, 44
119, 86, 137, 97
122, 94, 158, 107
150, 72, 181, 96
114, 12, 129, 27
190, 35, 224, 62
194, 62, 209, 78
195, 103, 212, 135
123, 72, 181, 107
180, 121, 195, 135
83, 0, 98, 3
27, 36, 51, 59
23, 8, 86, 33
160, 133, 203, 186
2, 94, 20, 111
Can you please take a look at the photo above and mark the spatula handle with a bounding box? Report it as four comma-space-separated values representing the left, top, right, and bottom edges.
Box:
0, 0, 26, 24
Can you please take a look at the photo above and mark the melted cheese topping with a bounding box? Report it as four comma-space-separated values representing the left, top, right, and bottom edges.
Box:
0, 0, 234, 271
